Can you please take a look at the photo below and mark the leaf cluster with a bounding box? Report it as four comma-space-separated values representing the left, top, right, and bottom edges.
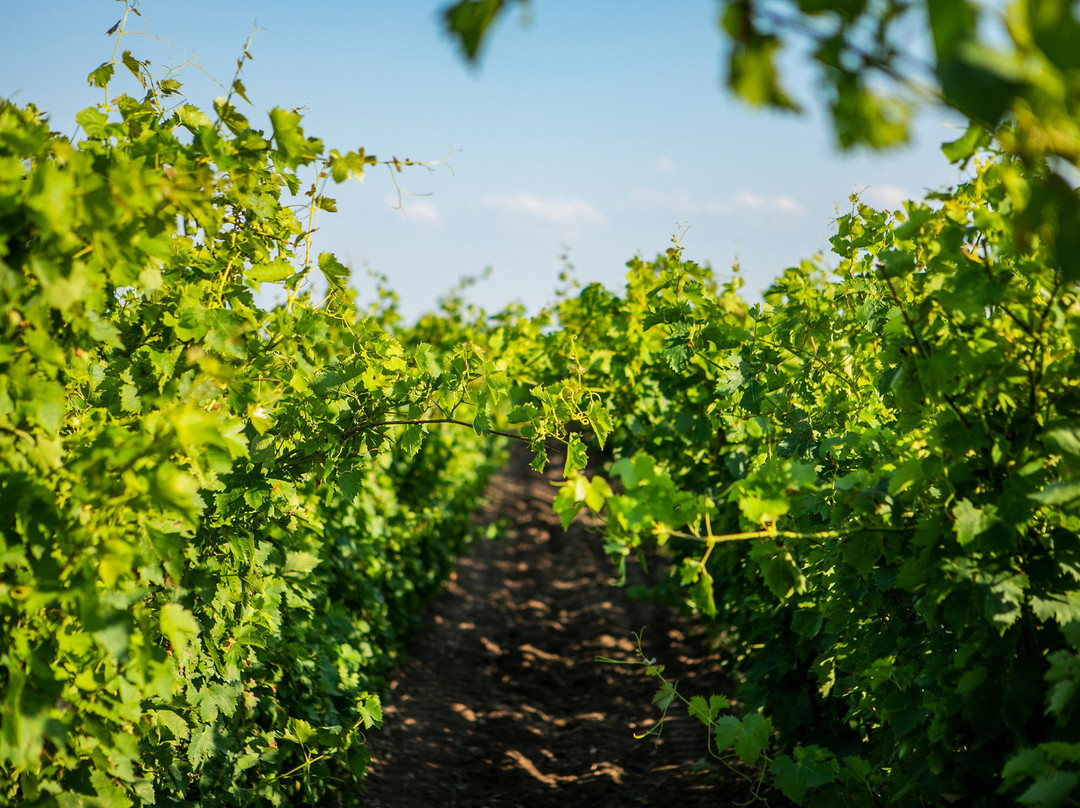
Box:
0, 33, 508, 808
527, 153, 1080, 804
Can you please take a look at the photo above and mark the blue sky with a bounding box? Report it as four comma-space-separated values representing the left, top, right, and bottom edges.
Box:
1, 1, 969, 320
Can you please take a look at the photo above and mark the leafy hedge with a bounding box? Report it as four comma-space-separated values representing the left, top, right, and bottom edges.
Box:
0, 55, 504, 806
540, 143, 1080, 804
7, 8, 1080, 808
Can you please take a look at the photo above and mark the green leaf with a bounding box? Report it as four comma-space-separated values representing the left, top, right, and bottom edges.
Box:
652, 680, 678, 712
232, 78, 251, 105
842, 755, 872, 780
338, 469, 364, 501
688, 695, 710, 724
187, 724, 216, 769
953, 499, 993, 546
733, 713, 773, 765
401, 422, 425, 457
473, 410, 491, 436
564, 436, 588, 477
75, 107, 109, 138
755, 543, 807, 598
1019, 771, 1080, 808
1045, 427, 1080, 459
584, 475, 612, 513
610, 453, 657, 488
270, 106, 319, 165
121, 50, 145, 86
833, 76, 909, 148
888, 456, 925, 496
552, 480, 585, 530
1032, 480, 1080, 508
214, 97, 249, 135
93, 617, 132, 663
529, 442, 548, 472
357, 694, 383, 729
160, 603, 200, 655
87, 62, 115, 88
507, 403, 539, 423
149, 464, 205, 525
1031, 592, 1080, 627
197, 683, 240, 723
691, 568, 718, 617
688, 694, 729, 725
587, 400, 612, 448
248, 259, 295, 284
714, 714, 741, 751
286, 717, 315, 744
722, 19, 800, 111
283, 551, 321, 578
443, 0, 507, 62
120, 382, 141, 414
739, 495, 789, 525
770, 746, 837, 805
328, 147, 378, 182
177, 103, 212, 130
87, 770, 132, 808
942, 121, 990, 164
151, 710, 190, 741
248, 402, 273, 435
318, 252, 350, 295
1004, 748, 1049, 782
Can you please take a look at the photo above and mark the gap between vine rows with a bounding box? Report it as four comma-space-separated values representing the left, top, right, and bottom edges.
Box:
358, 443, 787, 807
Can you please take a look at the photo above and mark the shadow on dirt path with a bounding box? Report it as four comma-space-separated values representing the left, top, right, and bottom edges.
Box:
359, 444, 771, 807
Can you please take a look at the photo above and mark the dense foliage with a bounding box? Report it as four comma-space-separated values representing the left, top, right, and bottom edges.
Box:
0, 47, 516, 806
541, 149, 1080, 805
441, 2, 1080, 802
5, 2, 1080, 806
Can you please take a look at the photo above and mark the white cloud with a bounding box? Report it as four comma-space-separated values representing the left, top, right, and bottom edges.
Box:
404, 200, 440, 222
626, 187, 805, 216
858, 184, 914, 211
483, 193, 606, 225
657, 156, 677, 172
383, 196, 441, 223
731, 191, 804, 213
625, 188, 702, 213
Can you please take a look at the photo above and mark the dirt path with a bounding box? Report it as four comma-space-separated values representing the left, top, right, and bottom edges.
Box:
359, 445, 767, 807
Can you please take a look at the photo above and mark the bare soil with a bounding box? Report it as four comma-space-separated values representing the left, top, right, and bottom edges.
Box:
360, 445, 775, 807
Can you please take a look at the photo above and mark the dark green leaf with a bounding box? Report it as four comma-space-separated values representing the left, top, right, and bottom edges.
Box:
87, 62, 114, 88
443, 0, 507, 62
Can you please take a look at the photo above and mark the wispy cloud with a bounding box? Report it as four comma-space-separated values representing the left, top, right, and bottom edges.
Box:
384, 196, 442, 223
857, 184, 913, 211
626, 188, 805, 216
483, 193, 606, 225
625, 188, 696, 212
729, 191, 803, 213
404, 200, 441, 222
657, 156, 677, 172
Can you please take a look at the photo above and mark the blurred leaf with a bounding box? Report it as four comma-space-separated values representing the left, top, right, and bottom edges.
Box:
443, 0, 508, 62
942, 121, 991, 164
160, 603, 200, 656
1019, 771, 1080, 808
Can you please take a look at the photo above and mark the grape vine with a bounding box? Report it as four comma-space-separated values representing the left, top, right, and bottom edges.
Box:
4, 4, 1080, 807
